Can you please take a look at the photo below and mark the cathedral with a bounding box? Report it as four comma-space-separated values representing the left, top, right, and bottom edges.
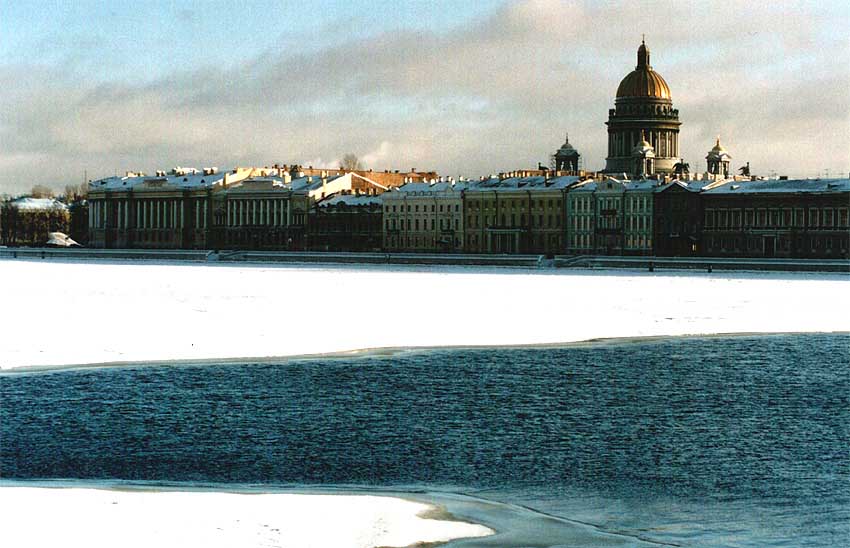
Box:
603, 40, 681, 175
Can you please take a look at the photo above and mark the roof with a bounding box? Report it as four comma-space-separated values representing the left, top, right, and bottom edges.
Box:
702, 178, 850, 195
91, 168, 231, 191
616, 42, 671, 100
467, 175, 581, 192
10, 197, 68, 211
290, 174, 344, 192
554, 133, 579, 157
318, 194, 382, 207
387, 181, 469, 195
655, 179, 729, 192
707, 137, 732, 160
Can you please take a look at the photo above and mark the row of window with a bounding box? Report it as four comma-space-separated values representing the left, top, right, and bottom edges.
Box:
569, 234, 652, 249
705, 207, 849, 229
385, 203, 461, 213
385, 236, 461, 248
467, 198, 559, 212
467, 214, 563, 229
386, 218, 460, 231
705, 235, 848, 253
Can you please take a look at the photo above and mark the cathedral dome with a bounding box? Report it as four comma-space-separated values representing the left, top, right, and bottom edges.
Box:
616, 41, 671, 100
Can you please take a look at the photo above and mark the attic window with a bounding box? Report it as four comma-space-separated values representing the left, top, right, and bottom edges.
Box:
183, 177, 188, 182
201, 179, 205, 184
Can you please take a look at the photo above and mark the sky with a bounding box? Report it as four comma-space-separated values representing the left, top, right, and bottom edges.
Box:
1, 0, 848, 195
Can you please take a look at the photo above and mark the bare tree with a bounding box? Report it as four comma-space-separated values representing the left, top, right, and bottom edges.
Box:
340, 153, 363, 171
31, 185, 54, 198
63, 183, 88, 202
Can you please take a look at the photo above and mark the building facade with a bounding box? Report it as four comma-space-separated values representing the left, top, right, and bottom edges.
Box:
88, 167, 387, 250
700, 179, 850, 259
310, 193, 383, 251
622, 180, 657, 255
652, 181, 704, 256
1, 197, 70, 247
87, 167, 251, 249
382, 181, 466, 252
464, 175, 578, 255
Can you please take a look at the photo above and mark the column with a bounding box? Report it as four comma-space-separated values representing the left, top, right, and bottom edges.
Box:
203, 201, 207, 228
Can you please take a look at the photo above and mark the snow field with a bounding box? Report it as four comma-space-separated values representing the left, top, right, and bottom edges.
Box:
1, 259, 848, 370
0, 487, 493, 548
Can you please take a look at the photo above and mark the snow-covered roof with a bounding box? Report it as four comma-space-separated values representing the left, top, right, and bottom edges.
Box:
702, 178, 850, 195
10, 197, 68, 211
91, 168, 231, 191
622, 179, 662, 191
317, 194, 382, 207
467, 175, 580, 192
568, 180, 598, 193
227, 176, 290, 192
290, 174, 344, 192
390, 181, 469, 194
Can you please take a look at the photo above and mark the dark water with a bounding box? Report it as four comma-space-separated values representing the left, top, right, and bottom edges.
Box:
2, 334, 848, 546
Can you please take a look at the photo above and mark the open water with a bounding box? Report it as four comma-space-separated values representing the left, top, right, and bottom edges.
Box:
2, 334, 848, 547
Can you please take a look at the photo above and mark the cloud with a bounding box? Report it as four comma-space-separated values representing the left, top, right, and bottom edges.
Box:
1, 0, 848, 195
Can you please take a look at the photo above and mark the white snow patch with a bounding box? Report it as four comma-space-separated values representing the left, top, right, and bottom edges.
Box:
0, 259, 848, 370
0, 487, 492, 548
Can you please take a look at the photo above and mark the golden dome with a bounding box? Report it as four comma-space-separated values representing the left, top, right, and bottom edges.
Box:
616, 41, 671, 100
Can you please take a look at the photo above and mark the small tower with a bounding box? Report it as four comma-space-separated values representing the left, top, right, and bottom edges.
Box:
632, 130, 656, 177
706, 136, 732, 178
553, 133, 581, 172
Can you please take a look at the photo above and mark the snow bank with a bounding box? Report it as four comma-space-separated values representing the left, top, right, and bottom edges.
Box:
1, 259, 848, 370
0, 487, 492, 548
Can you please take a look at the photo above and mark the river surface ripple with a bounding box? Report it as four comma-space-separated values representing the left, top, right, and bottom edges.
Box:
2, 333, 848, 547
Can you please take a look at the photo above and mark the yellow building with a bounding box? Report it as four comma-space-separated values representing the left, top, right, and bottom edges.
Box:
382, 180, 466, 252
464, 175, 579, 255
